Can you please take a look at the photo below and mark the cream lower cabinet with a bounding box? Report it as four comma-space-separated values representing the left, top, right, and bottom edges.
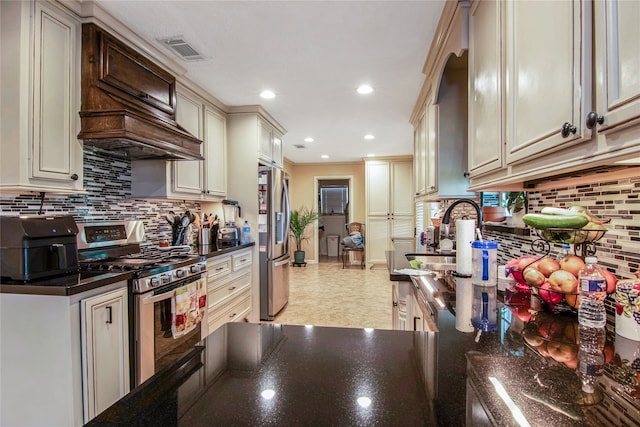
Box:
0, 1, 84, 194
80, 287, 130, 422
206, 248, 253, 334
366, 158, 414, 267
0, 281, 129, 427
392, 281, 411, 331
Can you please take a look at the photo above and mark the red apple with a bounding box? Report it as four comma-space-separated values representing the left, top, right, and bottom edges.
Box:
539, 282, 563, 305
600, 268, 617, 294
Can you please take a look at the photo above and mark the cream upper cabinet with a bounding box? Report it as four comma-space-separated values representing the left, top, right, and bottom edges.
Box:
413, 108, 427, 196
0, 1, 84, 194
504, 0, 592, 165
131, 85, 227, 201
259, 120, 284, 169
468, 0, 504, 177
365, 158, 413, 267
203, 106, 227, 197
366, 161, 390, 216
590, 0, 640, 148
174, 91, 205, 195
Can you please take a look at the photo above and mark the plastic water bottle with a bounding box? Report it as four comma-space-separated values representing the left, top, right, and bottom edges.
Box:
556, 244, 572, 262
577, 325, 605, 393
578, 257, 607, 328
241, 220, 251, 244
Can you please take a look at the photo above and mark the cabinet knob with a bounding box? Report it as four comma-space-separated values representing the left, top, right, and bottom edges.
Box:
561, 122, 577, 138
463, 171, 470, 178
585, 111, 604, 129
138, 92, 149, 99
70, 173, 79, 181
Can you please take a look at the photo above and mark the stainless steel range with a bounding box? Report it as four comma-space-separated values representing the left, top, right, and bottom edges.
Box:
77, 221, 207, 387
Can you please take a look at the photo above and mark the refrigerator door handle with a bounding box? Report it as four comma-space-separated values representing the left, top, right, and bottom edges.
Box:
282, 178, 291, 253
273, 257, 290, 268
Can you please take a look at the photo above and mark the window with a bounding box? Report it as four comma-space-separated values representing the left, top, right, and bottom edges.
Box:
320, 186, 348, 215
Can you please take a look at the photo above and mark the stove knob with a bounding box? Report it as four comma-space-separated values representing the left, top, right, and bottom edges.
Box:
176, 269, 186, 278
190, 265, 201, 274
150, 277, 160, 287
161, 274, 171, 284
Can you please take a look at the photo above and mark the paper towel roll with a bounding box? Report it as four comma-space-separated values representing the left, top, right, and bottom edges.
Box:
455, 277, 475, 332
455, 219, 475, 275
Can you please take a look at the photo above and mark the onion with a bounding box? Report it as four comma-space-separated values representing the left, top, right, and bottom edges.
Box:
559, 255, 585, 278
536, 257, 560, 278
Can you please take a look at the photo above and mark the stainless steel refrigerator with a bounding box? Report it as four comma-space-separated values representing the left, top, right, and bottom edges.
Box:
258, 166, 291, 320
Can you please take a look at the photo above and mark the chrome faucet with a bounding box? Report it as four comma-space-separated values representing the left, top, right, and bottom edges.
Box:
441, 199, 482, 238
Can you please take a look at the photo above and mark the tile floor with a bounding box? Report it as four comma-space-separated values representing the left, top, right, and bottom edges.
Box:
264, 257, 393, 330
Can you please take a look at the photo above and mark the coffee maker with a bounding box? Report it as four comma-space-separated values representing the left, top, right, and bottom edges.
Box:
220, 200, 241, 246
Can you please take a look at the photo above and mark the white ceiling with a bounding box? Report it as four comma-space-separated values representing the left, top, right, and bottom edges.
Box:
95, 0, 445, 164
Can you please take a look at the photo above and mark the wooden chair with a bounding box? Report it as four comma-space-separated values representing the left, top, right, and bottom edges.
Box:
341, 222, 365, 269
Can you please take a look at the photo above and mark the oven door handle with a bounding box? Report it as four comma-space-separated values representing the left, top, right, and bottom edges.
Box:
142, 289, 176, 305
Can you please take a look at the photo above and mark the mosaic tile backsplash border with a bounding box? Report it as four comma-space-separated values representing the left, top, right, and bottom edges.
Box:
0, 150, 203, 256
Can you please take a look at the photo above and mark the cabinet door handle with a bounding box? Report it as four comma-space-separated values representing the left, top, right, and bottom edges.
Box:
216, 266, 225, 271
228, 286, 237, 291
393, 302, 398, 307
585, 111, 604, 129
463, 171, 470, 178
561, 122, 577, 138
138, 92, 149, 99
106, 306, 112, 324
413, 316, 420, 331
229, 312, 236, 318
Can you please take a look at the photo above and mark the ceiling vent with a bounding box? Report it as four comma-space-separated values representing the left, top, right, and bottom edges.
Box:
293, 144, 306, 149
159, 37, 204, 61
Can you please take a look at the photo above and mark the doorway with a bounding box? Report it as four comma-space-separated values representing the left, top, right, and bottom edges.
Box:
315, 177, 352, 264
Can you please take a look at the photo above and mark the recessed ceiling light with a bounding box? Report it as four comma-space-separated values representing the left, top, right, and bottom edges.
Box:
304, 137, 314, 143
321, 155, 329, 159
367, 153, 375, 157
364, 134, 375, 140
260, 90, 276, 99
356, 84, 373, 95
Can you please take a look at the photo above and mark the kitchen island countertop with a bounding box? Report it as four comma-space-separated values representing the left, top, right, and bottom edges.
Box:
86, 250, 639, 426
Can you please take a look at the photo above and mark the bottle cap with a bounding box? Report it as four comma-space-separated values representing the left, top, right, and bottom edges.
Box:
585, 256, 598, 264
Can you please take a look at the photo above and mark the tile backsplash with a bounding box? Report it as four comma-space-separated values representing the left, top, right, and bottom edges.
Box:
0, 149, 204, 254
483, 174, 640, 332
484, 175, 640, 280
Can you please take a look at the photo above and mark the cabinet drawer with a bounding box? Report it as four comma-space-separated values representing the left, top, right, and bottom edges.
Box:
207, 256, 232, 280
207, 271, 250, 311
232, 250, 252, 271
207, 290, 251, 333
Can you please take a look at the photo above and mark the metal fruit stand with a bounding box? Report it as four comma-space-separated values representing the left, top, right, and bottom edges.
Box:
507, 226, 608, 314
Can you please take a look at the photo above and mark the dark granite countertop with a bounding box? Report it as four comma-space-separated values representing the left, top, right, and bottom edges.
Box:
201, 242, 254, 260
87, 323, 434, 426
0, 243, 254, 296
0, 271, 132, 296
86, 247, 639, 426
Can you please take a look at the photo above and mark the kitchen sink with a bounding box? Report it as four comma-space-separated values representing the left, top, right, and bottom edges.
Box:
406, 253, 456, 273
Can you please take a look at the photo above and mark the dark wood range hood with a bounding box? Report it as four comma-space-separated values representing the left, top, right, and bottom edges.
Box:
78, 23, 203, 160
